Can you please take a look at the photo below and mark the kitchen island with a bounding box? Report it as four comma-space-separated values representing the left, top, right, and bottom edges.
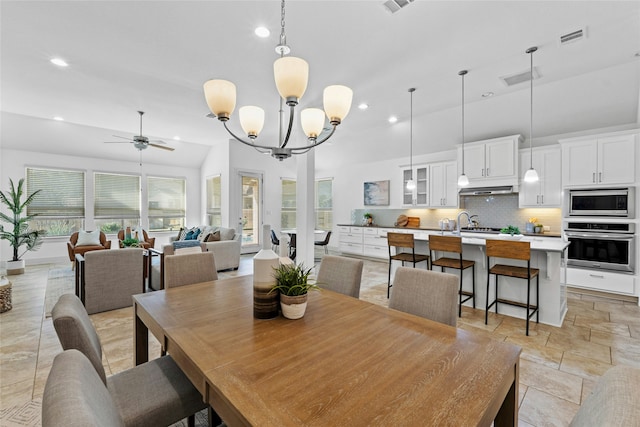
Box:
338, 224, 570, 327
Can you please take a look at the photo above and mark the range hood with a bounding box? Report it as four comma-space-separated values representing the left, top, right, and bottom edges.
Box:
458, 185, 517, 196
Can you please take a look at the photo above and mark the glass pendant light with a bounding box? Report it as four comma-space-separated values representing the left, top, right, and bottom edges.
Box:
406, 88, 417, 190
523, 46, 540, 183
457, 70, 469, 187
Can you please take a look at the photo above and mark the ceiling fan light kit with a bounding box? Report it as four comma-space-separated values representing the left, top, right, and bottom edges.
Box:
203, 0, 353, 161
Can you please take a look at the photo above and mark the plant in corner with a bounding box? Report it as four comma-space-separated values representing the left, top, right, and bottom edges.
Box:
0, 178, 45, 275
270, 263, 318, 319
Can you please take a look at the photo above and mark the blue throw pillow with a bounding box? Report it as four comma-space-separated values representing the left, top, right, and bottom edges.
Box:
172, 240, 202, 250
185, 228, 201, 240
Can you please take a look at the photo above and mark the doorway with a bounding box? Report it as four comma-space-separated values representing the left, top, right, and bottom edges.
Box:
239, 172, 262, 253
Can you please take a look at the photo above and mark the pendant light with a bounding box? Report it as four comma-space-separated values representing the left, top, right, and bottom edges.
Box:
523, 46, 540, 183
457, 70, 469, 187
406, 88, 417, 190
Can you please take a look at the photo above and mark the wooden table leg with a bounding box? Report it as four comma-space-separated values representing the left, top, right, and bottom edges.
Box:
494, 362, 519, 427
134, 302, 149, 365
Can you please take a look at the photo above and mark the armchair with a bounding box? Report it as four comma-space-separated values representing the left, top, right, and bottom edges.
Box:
117, 229, 155, 249
67, 230, 111, 264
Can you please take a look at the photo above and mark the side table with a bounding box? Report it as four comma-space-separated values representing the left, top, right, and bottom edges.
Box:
0, 276, 12, 313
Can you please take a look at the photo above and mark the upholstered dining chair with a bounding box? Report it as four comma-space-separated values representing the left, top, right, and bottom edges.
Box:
163, 252, 218, 288
316, 255, 364, 298
388, 267, 458, 327
50, 293, 210, 427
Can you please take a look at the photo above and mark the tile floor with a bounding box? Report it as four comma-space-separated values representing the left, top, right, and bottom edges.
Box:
1, 254, 640, 426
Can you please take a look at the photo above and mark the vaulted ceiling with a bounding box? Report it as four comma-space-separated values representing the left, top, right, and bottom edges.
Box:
2, 1, 639, 170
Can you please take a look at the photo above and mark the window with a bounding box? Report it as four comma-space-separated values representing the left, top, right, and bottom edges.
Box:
148, 176, 186, 231
26, 167, 85, 237
281, 179, 296, 229
94, 172, 140, 233
206, 175, 222, 227
315, 178, 333, 231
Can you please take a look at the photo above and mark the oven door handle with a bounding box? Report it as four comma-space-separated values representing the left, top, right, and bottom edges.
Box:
565, 232, 635, 240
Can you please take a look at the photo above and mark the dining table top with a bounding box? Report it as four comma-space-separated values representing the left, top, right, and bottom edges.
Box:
133, 274, 522, 426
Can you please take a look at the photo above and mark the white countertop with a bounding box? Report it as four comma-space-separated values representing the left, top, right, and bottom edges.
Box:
454, 232, 569, 253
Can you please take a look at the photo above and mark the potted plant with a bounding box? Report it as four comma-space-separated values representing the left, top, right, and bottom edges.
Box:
270, 263, 318, 319
363, 212, 373, 226
121, 237, 142, 248
0, 178, 45, 275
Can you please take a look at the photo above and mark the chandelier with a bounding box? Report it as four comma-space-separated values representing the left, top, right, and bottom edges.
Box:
203, 0, 353, 161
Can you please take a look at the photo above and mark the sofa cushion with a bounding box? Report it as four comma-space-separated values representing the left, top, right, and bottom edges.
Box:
218, 227, 235, 241
206, 230, 221, 242
176, 228, 187, 241
76, 230, 101, 247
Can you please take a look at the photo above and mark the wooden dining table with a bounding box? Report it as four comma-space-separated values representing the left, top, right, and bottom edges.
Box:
133, 275, 522, 426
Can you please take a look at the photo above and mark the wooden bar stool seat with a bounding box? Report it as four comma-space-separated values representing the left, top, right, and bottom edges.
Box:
387, 232, 430, 298
429, 234, 475, 317
485, 239, 539, 336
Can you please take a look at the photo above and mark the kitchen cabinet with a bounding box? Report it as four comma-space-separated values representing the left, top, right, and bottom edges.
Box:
560, 132, 637, 186
519, 146, 561, 207
566, 268, 635, 296
463, 135, 522, 186
402, 166, 428, 206
338, 226, 363, 255
429, 161, 458, 208
363, 228, 388, 258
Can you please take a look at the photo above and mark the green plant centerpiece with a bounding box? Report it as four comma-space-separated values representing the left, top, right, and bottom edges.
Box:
270, 262, 318, 319
121, 237, 142, 248
0, 178, 45, 275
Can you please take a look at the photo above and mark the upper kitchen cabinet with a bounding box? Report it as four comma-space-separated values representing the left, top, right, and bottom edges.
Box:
463, 135, 522, 187
429, 161, 458, 208
560, 131, 638, 187
519, 145, 561, 208
402, 166, 428, 206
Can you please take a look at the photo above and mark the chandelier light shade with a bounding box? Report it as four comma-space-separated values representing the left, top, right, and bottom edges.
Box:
203, 0, 352, 161
406, 88, 416, 191
523, 46, 540, 183
457, 69, 469, 187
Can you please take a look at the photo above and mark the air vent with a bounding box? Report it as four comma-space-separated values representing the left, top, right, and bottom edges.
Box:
560, 27, 587, 45
499, 67, 540, 87
382, 0, 414, 14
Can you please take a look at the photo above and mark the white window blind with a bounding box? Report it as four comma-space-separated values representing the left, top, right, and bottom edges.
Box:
206, 175, 222, 227
94, 172, 140, 218
281, 179, 296, 229
26, 168, 85, 217
148, 176, 186, 231
315, 178, 333, 231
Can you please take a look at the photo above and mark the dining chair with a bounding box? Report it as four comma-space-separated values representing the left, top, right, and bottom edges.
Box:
270, 229, 280, 252
50, 293, 211, 427
164, 251, 218, 288
314, 231, 332, 255
387, 232, 430, 298
429, 234, 475, 317
388, 267, 458, 327
316, 255, 364, 298
485, 239, 539, 336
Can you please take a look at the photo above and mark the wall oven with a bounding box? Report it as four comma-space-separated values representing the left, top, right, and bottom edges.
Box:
564, 222, 635, 273
567, 187, 635, 218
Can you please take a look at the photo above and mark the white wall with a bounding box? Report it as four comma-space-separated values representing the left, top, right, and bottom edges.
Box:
0, 149, 201, 265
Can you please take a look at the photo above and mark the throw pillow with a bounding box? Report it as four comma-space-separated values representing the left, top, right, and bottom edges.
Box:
76, 230, 101, 247
177, 228, 187, 241
172, 240, 202, 250
185, 228, 201, 240
206, 230, 221, 242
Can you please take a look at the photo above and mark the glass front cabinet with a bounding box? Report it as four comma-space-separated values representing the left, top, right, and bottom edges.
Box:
402, 166, 428, 206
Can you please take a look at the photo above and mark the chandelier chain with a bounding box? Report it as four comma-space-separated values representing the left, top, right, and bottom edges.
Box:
280, 0, 287, 48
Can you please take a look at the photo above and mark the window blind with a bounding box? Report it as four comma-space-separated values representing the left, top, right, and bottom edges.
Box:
94, 173, 140, 218
26, 168, 85, 217
148, 176, 186, 219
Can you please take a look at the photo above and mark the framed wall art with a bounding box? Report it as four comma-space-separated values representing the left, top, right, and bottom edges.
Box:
364, 180, 390, 206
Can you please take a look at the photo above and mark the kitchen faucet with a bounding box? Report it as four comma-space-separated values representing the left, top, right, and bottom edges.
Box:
455, 211, 472, 235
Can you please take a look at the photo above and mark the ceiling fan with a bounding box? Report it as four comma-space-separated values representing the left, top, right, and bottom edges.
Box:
104, 111, 175, 151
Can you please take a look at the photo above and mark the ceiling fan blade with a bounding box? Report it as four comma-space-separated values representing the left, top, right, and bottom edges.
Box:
112, 135, 133, 141
148, 139, 167, 144
149, 143, 175, 151
104, 141, 133, 144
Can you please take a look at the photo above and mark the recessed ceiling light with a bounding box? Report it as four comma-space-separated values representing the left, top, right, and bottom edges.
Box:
53, 116, 64, 121
173, 136, 181, 141
358, 103, 369, 110
50, 58, 68, 67
481, 92, 494, 98
388, 116, 398, 123
255, 27, 270, 38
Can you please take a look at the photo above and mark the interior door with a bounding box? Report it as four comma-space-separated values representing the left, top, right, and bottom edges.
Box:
239, 172, 262, 253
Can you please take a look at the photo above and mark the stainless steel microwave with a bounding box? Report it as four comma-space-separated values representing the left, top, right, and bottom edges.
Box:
567, 187, 635, 218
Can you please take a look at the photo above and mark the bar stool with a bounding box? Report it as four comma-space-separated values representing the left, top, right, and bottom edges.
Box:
485, 239, 539, 336
387, 232, 430, 298
428, 234, 475, 317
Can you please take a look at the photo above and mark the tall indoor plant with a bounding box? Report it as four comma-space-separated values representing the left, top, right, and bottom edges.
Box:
0, 178, 45, 275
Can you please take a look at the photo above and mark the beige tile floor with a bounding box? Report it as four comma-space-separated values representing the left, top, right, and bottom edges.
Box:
1, 253, 640, 426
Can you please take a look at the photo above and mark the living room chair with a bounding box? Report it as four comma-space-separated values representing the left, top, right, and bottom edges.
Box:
50, 294, 211, 427
75, 248, 145, 314
485, 239, 539, 336
66, 230, 111, 265
387, 232, 430, 298
117, 229, 155, 249
429, 234, 476, 317
314, 231, 332, 255
388, 267, 458, 327
164, 252, 218, 288
316, 255, 363, 298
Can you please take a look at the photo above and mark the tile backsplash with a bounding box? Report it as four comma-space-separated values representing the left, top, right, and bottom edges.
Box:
352, 194, 561, 233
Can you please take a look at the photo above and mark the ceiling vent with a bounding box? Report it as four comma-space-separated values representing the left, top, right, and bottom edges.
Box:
560, 27, 587, 45
382, 0, 414, 14
499, 67, 540, 87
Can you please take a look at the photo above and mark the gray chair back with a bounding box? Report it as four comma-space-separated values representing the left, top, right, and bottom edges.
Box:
389, 267, 458, 327
164, 252, 218, 288
42, 349, 124, 427
316, 255, 364, 298
51, 293, 107, 384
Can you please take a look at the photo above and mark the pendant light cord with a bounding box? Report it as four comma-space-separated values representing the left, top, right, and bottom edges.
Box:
409, 88, 415, 176
527, 46, 537, 168
459, 70, 467, 174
